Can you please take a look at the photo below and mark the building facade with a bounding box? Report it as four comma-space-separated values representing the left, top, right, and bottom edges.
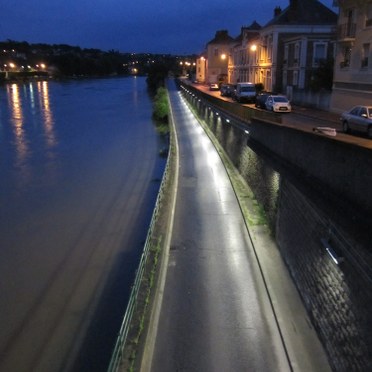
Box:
330, 0, 372, 112
248, 0, 337, 94
228, 23, 261, 84
203, 30, 234, 84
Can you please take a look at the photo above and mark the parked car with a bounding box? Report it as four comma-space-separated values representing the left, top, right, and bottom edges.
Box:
235, 82, 256, 103
255, 92, 277, 109
340, 106, 372, 138
230, 84, 238, 100
265, 95, 292, 112
220, 84, 235, 97
209, 83, 219, 91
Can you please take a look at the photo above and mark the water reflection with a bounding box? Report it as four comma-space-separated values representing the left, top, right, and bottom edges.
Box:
7, 84, 29, 182
5, 81, 57, 188
37, 81, 56, 150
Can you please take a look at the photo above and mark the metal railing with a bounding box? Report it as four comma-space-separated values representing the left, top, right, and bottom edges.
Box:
337, 23, 356, 40
107, 109, 173, 372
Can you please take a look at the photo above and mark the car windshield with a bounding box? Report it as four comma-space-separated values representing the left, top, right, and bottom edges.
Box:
368, 107, 372, 117
273, 96, 288, 103
241, 87, 255, 92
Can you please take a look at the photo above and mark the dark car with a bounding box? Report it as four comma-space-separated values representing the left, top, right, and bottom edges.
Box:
229, 84, 238, 100
255, 91, 276, 109
340, 105, 372, 138
220, 84, 235, 97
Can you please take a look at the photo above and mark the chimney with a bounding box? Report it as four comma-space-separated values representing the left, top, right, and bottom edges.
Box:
274, 6, 282, 17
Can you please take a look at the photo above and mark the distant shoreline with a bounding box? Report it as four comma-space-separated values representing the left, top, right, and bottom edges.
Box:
0, 72, 143, 85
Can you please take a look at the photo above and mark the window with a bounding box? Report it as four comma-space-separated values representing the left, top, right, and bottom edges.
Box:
268, 36, 273, 60
313, 43, 327, 66
361, 43, 369, 68
284, 45, 289, 64
350, 107, 360, 115
293, 70, 298, 86
366, 4, 372, 27
340, 46, 352, 68
346, 9, 355, 37
294, 43, 300, 63
214, 48, 218, 57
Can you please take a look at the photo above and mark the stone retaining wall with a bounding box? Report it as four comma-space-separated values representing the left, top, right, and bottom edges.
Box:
183, 84, 372, 371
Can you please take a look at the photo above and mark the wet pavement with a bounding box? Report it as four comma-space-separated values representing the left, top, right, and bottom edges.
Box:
140, 80, 331, 372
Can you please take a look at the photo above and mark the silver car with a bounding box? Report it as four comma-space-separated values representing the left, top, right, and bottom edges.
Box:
341, 106, 372, 138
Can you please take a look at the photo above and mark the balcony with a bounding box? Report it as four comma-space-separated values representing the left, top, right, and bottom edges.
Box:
337, 23, 356, 40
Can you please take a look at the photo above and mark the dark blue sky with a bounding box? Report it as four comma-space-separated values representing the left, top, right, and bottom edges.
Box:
1, 0, 336, 55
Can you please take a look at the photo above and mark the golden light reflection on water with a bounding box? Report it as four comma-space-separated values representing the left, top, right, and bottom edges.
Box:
37, 81, 56, 150
7, 84, 28, 173
6, 81, 57, 187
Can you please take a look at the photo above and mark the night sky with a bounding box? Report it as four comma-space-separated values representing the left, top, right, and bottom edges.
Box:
1, 0, 336, 55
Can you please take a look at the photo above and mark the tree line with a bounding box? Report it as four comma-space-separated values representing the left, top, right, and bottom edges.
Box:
0, 40, 193, 78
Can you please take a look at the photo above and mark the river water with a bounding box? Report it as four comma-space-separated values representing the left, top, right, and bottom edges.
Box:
0, 76, 166, 371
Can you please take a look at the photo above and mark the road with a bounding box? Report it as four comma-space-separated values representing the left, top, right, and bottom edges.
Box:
195, 83, 372, 150
143, 80, 330, 371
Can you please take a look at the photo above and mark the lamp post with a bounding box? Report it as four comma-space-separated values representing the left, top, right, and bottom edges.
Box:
250, 44, 258, 84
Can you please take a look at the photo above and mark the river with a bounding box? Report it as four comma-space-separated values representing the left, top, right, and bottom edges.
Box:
0, 76, 166, 372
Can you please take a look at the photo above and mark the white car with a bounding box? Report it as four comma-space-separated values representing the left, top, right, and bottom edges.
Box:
209, 83, 219, 91
265, 95, 292, 112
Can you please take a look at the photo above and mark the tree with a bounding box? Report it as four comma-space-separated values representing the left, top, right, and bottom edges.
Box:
309, 58, 334, 91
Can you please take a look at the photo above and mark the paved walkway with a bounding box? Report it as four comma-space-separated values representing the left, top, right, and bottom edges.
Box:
140, 80, 331, 372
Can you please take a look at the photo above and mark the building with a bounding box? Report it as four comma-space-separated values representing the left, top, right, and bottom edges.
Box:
228, 22, 261, 84
195, 53, 207, 83
204, 30, 235, 84
330, 0, 372, 112
258, 0, 337, 95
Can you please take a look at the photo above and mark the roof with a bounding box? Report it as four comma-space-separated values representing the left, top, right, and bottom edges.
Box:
234, 21, 262, 43
207, 30, 235, 45
265, 0, 337, 27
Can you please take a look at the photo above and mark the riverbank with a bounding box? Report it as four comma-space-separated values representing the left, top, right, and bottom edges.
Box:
113, 87, 178, 371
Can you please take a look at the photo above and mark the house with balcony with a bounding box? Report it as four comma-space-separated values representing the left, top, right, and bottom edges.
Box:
330, 0, 372, 112
258, 0, 337, 99
198, 0, 337, 108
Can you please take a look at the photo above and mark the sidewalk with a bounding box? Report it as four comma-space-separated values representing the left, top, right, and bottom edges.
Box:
141, 80, 332, 372
293, 105, 341, 124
